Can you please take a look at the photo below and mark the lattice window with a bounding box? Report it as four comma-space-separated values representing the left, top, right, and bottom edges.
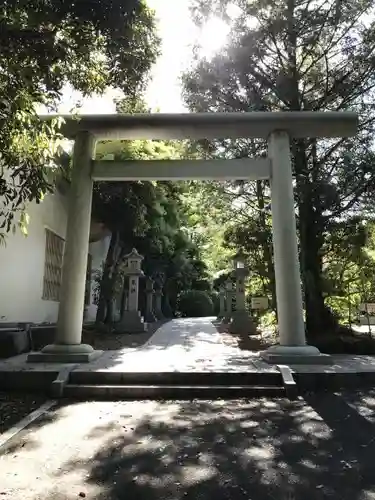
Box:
42, 229, 65, 301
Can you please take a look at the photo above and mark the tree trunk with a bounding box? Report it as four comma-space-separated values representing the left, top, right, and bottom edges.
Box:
96, 296, 107, 324
95, 230, 119, 324
105, 298, 114, 324
104, 242, 126, 324
256, 180, 277, 312
163, 279, 175, 318
120, 277, 128, 320
294, 139, 338, 336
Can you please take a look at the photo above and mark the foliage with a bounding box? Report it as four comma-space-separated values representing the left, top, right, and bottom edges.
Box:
0, 0, 159, 235
177, 290, 214, 318
320, 219, 375, 324
313, 333, 375, 355
183, 0, 375, 334
93, 98, 211, 323
181, 182, 234, 276
0, 113, 65, 235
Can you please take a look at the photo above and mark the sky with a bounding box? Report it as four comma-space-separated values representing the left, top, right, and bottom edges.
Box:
54, 0, 230, 114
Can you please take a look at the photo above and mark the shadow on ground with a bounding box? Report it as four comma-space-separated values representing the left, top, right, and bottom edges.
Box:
74, 317, 270, 373
39, 390, 375, 500
212, 319, 275, 352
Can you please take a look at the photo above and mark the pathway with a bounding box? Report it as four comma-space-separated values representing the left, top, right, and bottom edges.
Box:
1, 318, 375, 376
1, 391, 375, 500
76, 317, 275, 373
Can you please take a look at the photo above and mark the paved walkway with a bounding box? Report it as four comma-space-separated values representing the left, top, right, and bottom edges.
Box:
1, 317, 375, 375
76, 317, 276, 373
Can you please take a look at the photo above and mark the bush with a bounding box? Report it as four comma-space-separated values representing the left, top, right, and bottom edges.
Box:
312, 333, 375, 354
177, 290, 214, 317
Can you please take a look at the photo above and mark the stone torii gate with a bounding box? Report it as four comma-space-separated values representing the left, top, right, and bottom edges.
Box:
28, 111, 358, 364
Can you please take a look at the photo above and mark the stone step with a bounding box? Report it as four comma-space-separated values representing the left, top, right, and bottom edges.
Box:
69, 370, 282, 386
64, 384, 285, 400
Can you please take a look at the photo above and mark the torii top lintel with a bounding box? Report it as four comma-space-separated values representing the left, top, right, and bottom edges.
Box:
41, 111, 358, 141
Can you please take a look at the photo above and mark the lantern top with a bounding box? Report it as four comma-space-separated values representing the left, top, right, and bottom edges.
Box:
124, 248, 143, 261
124, 248, 144, 275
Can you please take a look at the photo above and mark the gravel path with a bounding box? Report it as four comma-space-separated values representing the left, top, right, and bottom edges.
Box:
1, 390, 375, 499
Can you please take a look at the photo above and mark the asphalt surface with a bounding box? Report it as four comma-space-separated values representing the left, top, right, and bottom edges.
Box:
1, 391, 375, 500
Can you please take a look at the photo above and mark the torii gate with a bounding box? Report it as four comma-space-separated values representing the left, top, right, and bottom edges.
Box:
28, 111, 358, 364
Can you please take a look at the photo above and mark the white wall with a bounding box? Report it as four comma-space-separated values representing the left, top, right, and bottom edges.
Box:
0, 190, 109, 324
0, 190, 68, 323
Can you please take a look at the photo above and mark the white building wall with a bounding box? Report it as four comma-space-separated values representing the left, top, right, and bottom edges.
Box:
0, 190, 109, 324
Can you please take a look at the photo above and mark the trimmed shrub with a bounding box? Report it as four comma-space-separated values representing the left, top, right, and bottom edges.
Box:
178, 290, 214, 318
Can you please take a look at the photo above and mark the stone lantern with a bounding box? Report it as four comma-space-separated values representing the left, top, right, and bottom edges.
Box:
229, 252, 257, 335
115, 248, 147, 333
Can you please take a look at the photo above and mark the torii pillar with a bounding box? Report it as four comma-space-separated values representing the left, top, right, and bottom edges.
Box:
260, 131, 329, 363
28, 132, 101, 362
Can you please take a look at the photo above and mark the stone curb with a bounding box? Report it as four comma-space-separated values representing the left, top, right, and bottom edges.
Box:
50, 364, 79, 397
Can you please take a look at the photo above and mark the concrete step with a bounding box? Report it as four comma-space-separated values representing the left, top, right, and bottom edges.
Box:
69, 370, 282, 386
64, 384, 285, 400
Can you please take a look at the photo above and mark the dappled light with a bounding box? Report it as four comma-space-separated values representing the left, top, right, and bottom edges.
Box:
71, 317, 276, 374
2, 319, 375, 382
2, 392, 375, 499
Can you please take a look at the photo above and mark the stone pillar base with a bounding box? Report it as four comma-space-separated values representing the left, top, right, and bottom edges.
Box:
27, 343, 103, 363
115, 311, 148, 333
229, 310, 257, 336
260, 345, 332, 365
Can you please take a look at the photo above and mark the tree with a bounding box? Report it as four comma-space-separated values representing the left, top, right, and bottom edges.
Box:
182, 0, 375, 334
93, 143, 179, 322
0, 0, 159, 235
182, 177, 277, 312
92, 99, 210, 322
323, 218, 375, 325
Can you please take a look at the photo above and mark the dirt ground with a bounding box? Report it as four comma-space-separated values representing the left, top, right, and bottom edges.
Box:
1, 390, 375, 500
81, 319, 168, 351
213, 319, 276, 351
0, 392, 47, 435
